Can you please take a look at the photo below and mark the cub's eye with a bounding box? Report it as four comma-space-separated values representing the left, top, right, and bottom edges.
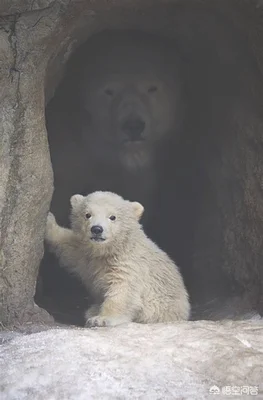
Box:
109, 215, 116, 221
105, 88, 114, 97
148, 85, 158, 93
85, 213, 91, 219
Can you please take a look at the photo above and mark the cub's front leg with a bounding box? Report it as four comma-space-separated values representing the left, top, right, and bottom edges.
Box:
85, 286, 133, 328
85, 304, 101, 319
45, 212, 79, 271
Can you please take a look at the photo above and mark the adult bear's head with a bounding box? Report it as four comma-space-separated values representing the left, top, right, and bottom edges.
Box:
66, 30, 184, 170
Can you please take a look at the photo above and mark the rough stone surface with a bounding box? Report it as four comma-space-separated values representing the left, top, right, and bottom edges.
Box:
0, 8, 55, 326
0, 322, 263, 399
1, 0, 263, 327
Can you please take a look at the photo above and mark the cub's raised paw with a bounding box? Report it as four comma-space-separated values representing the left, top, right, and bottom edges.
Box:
45, 212, 57, 238
47, 212, 56, 225
85, 315, 128, 328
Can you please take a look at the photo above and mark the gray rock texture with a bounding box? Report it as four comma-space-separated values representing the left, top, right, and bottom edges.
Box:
1, 0, 263, 326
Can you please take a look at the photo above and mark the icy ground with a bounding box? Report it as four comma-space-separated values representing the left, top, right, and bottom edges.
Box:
0, 321, 263, 400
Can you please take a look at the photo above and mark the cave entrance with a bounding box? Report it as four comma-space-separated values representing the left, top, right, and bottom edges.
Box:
36, 5, 263, 325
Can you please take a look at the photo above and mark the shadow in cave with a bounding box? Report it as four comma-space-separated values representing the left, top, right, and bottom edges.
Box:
36, 10, 263, 325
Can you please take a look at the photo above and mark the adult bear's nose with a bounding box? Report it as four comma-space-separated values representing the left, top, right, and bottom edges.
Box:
122, 118, 145, 141
91, 225, 103, 235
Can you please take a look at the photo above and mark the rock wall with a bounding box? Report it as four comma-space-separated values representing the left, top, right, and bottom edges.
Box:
1, 0, 263, 326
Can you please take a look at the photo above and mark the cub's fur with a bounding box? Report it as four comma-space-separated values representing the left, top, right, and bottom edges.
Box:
45, 191, 190, 327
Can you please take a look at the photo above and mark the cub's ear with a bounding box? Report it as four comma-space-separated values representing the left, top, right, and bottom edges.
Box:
70, 194, 84, 208
131, 201, 144, 220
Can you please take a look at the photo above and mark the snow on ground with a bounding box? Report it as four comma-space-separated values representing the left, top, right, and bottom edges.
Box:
0, 320, 263, 400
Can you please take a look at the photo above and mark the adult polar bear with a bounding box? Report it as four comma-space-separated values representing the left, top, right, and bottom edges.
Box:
46, 30, 184, 228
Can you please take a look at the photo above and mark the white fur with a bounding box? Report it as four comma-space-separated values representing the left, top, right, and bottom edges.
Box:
45, 191, 190, 327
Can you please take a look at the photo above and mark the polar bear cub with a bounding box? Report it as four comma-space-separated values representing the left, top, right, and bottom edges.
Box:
45, 191, 190, 327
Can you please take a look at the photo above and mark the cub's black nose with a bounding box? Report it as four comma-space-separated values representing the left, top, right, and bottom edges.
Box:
91, 225, 103, 235
122, 118, 145, 141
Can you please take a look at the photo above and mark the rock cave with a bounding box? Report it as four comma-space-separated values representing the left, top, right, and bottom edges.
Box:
40, 1, 263, 326
1, 1, 263, 397
1, 0, 263, 327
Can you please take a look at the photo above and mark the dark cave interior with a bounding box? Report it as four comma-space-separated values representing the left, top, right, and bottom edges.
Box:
35, 4, 263, 325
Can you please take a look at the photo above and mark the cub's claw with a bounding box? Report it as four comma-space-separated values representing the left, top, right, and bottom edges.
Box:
85, 315, 129, 328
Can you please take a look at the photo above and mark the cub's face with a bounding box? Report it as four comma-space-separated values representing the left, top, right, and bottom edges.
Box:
70, 192, 144, 249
